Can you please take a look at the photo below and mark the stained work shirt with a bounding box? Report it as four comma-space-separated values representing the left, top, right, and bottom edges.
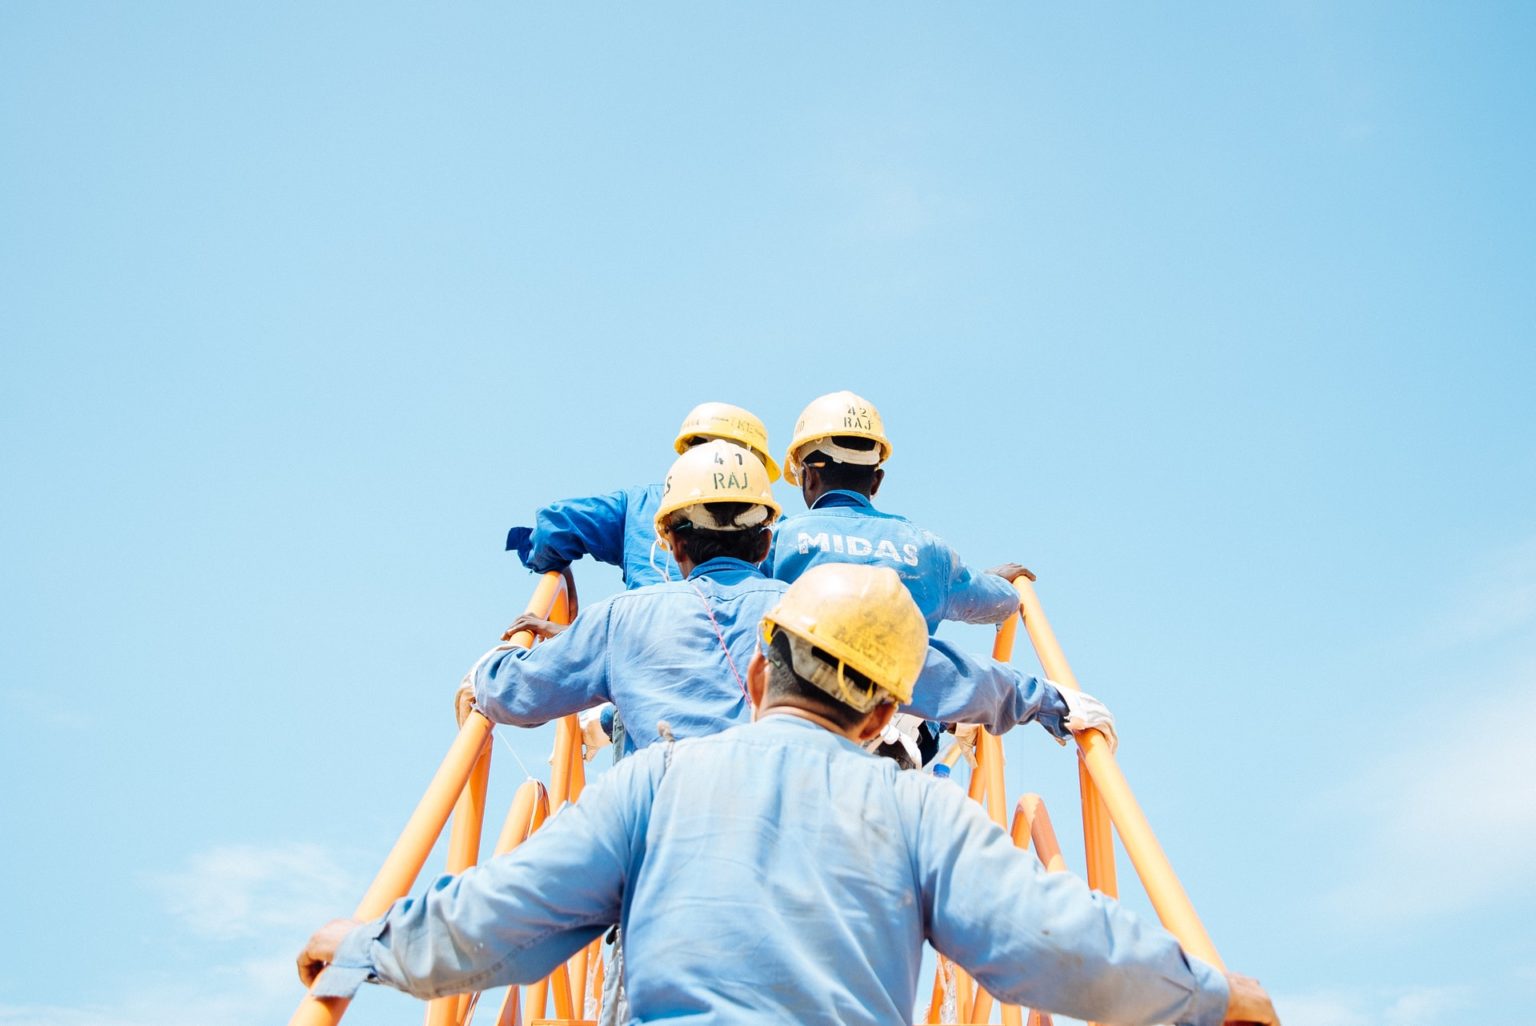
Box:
472, 559, 1072, 754
315, 717, 1229, 1026
766, 491, 1019, 633
506, 483, 679, 589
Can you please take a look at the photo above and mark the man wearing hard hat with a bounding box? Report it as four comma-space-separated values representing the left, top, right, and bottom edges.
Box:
504, 401, 781, 591
772, 390, 1055, 766
771, 390, 1028, 634
459, 441, 1112, 757
300, 563, 1278, 1026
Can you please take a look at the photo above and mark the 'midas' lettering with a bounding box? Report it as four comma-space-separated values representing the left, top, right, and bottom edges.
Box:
797, 532, 831, 555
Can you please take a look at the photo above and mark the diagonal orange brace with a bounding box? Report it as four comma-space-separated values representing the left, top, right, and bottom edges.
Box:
1013, 577, 1224, 969
290, 571, 570, 1026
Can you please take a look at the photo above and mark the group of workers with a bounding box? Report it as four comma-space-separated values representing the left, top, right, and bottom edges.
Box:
297, 392, 1279, 1025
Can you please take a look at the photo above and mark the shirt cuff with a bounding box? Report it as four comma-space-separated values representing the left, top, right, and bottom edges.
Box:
1035, 681, 1073, 740
1182, 955, 1231, 1026
310, 918, 387, 1000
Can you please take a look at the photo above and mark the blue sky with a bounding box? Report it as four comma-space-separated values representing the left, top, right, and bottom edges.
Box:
2, 4, 1533, 1024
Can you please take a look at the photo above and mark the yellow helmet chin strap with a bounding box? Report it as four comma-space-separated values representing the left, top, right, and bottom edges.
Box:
763, 624, 885, 714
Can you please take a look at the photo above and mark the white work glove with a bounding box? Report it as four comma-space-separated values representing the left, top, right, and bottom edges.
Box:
1055, 684, 1118, 753
948, 722, 981, 767
579, 704, 613, 762
865, 713, 925, 769
454, 671, 477, 727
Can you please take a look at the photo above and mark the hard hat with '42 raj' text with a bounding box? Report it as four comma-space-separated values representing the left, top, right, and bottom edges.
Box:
782, 390, 892, 485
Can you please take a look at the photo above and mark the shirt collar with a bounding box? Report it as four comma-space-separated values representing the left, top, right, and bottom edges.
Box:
749, 713, 869, 754
686, 556, 768, 581
810, 489, 875, 511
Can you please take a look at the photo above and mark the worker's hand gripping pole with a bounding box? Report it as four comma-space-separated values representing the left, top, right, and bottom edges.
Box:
289, 571, 571, 1026
1012, 577, 1225, 969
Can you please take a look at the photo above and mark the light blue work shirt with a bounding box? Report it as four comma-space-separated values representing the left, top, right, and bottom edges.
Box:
506, 482, 679, 589
472, 559, 1072, 755
766, 491, 1019, 633
315, 716, 1229, 1026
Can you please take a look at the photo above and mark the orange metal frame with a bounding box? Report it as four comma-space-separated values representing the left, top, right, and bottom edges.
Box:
289, 571, 579, 1026
294, 572, 1224, 1026
925, 577, 1225, 1024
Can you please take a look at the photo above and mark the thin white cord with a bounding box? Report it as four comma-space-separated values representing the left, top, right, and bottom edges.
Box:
493, 724, 537, 782
684, 576, 748, 699
648, 537, 673, 583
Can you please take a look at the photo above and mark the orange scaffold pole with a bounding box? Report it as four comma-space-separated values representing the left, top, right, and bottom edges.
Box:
931, 612, 1023, 1024
289, 571, 570, 1026
489, 779, 552, 1026
996, 585, 1118, 898
1012, 577, 1224, 969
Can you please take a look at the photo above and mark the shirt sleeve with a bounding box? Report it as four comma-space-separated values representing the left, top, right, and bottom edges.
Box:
312, 748, 667, 1001
508, 490, 632, 573
904, 639, 1071, 739
473, 602, 615, 725
910, 781, 1230, 1026
935, 539, 1020, 625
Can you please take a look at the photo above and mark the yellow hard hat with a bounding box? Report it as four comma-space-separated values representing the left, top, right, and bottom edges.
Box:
654, 440, 782, 546
782, 390, 892, 485
760, 563, 928, 710
674, 402, 781, 482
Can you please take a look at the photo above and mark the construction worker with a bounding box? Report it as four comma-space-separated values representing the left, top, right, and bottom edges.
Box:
770, 390, 1042, 766
769, 390, 1027, 634
299, 564, 1278, 1026
504, 401, 781, 590
458, 441, 1116, 757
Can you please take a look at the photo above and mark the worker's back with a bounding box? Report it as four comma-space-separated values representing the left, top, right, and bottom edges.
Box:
474, 556, 785, 753
625, 716, 924, 1023
619, 716, 1221, 1026
767, 490, 1017, 634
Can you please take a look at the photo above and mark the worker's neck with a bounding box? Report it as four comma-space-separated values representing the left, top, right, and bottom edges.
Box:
806, 484, 872, 507
756, 702, 867, 742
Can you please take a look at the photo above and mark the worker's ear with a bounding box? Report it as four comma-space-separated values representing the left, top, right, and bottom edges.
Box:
746, 650, 768, 719
855, 701, 897, 743
751, 527, 773, 564
868, 467, 885, 497
800, 463, 820, 503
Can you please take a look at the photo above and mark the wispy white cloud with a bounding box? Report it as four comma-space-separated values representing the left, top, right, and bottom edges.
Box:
1278, 984, 1469, 1026
149, 841, 356, 941
1420, 537, 1536, 652
1322, 537, 1536, 926
830, 140, 973, 244
0, 841, 373, 1026
0, 686, 89, 731
0, 953, 296, 1026
1323, 655, 1536, 923
844, 169, 942, 241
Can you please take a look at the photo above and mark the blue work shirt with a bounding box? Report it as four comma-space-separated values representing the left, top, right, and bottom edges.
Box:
315, 716, 1229, 1026
766, 491, 1019, 633
472, 559, 1072, 755
506, 483, 679, 589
